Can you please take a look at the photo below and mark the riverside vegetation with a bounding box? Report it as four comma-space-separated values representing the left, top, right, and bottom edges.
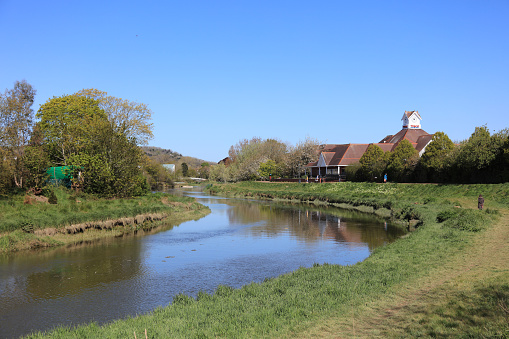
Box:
25, 182, 508, 338
0, 188, 210, 253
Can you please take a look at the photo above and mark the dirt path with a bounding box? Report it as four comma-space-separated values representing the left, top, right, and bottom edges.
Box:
297, 210, 509, 338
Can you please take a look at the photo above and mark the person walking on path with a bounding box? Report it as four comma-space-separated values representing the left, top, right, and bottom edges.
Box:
478, 194, 484, 210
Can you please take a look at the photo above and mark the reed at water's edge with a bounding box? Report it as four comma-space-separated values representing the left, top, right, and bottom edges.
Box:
25, 182, 509, 338
0, 189, 210, 253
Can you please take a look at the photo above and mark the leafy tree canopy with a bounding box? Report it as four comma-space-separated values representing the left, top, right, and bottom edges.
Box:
36, 94, 107, 165
181, 163, 189, 177
0, 80, 37, 188
76, 88, 153, 145
68, 122, 147, 197
420, 131, 455, 171
457, 126, 502, 170
386, 139, 418, 181
359, 144, 386, 181
258, 159, 282, 180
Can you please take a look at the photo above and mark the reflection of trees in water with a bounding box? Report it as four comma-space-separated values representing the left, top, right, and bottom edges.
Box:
2, 238, 145, 303
28, 242, 142, 299
226, 201, 405, 250
226, 201, 266, 224
0, 219, 187, 307
11, 222, 185, 302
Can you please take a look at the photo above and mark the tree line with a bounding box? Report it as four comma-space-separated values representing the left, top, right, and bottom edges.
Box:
208, 137, 321, 182
207, 128, 509, 184
348, 127, 509, 184
3, 79, 506, 191
0, 80, 172, 197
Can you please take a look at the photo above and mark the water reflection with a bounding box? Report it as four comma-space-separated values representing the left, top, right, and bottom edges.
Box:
0, 190, 404, 338
188, 192, 403, 251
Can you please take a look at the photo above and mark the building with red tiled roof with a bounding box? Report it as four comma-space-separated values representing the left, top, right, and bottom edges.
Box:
306, 111, 434, 180
218, 157, 232, 166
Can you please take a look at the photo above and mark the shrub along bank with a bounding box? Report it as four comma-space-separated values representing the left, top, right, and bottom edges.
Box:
26, 182, 508, 338
209, 182, 507, 229
0, 188, 210, 253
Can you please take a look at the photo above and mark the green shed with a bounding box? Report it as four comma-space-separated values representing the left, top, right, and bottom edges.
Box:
46, 166, 73, 185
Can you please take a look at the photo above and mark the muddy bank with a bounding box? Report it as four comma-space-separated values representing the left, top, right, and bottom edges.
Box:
34, 212, 169, 236
1, 207, 210, 253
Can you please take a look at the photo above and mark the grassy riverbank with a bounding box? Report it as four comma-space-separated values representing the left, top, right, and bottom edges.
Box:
0, 188, 210, 253
25, 182, 508, 338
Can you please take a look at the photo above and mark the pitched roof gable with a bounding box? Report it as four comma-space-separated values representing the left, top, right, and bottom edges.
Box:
313, 144, 371, 166
402, 110, 422, 120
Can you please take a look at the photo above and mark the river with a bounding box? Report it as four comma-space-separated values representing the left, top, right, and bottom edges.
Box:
0, 190, 405, 338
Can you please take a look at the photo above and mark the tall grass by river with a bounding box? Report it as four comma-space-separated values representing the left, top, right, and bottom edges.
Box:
25, 182, 508, 338
0, 189, 207, 253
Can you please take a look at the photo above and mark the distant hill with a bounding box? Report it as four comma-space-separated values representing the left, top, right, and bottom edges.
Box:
141, 146, 182, 163
141, 146, 210, 168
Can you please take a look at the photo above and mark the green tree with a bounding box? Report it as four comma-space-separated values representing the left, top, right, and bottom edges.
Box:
187, 167, 198, 178
386, 140, 418, 182
0, 148, 14, 193
344, 162, 362, 182
67, 120, 148, 197
359, 144, 386, 182
181, 163, 189, 177
198, 163, 210, 179
452, 126, 509, 183
22, 146, 50, 189
209, 163, 231, 182
142, 156, 174, 189
419, 131, 455, 182
421, 132, 455, 171
258, 159, 281, 180
495, 135, 509, 182
259, 139, 288, 164
456, 126, 500, 171
36, 94, 108, 165
76, 88, 153, 145
0, 80, 37, 188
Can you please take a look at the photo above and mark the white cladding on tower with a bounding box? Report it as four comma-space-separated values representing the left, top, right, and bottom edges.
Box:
402, 111, 422, 129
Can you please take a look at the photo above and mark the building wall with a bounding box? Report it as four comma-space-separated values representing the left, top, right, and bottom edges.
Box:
402, 113, 421, 129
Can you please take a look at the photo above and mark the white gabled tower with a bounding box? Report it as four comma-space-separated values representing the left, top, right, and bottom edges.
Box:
402, 110, 422, 129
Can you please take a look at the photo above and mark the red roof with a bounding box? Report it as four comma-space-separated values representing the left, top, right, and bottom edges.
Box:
306, 111, 435, 169
309, 144, 370, 167
379, 128, 430, 145
307, 130, 433, 168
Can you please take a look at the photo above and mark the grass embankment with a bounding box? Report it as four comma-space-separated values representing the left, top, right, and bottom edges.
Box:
0, 189, 210, 253
26, 182, 509, 338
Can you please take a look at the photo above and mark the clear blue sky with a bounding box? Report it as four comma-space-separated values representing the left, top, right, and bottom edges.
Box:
1, 1, 508, 162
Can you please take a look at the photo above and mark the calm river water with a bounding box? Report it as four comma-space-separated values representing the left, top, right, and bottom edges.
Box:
0, 189, 405, 338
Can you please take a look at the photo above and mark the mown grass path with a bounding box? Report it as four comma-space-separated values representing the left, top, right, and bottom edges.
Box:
295, 210, 509, 338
